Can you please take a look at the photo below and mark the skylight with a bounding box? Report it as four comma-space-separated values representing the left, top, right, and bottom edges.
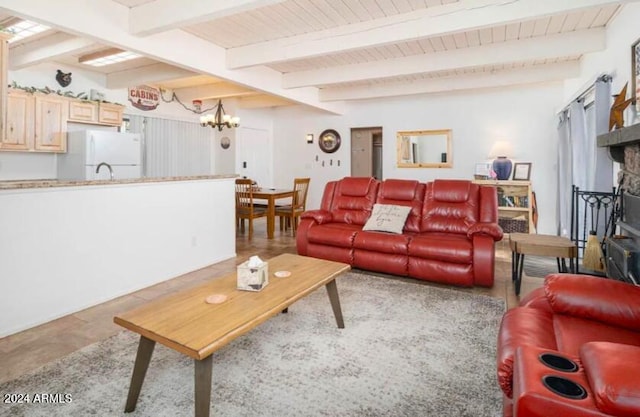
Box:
81, 50, 142, 67
5, 20, 50, 43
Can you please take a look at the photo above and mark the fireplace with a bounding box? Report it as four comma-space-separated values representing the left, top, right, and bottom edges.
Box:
605, 193, 640, 284
598, 126, 640, 284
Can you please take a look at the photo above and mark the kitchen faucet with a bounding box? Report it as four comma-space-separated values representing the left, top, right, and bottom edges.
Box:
96, 162, 114, 180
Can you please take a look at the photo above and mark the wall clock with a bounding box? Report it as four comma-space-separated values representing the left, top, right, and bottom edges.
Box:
319, 129, 341, 153
220, 136, 231, 149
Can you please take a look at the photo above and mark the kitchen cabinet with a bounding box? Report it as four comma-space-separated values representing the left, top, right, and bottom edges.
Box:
0, 89, 68, 152
473, 179, 536, 234
35, 94, 68, 152
68, 100, 124, 126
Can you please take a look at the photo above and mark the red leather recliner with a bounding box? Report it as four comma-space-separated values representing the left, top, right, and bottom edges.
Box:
296, 177, 503, 287
497, 273, 640, 417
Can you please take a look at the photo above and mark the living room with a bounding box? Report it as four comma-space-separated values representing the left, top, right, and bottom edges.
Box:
1, 1, 640, 416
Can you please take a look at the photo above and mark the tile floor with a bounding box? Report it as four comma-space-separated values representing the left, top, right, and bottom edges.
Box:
0, 221, 543, 384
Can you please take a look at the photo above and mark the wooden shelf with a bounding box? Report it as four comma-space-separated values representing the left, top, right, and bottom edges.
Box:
474, 179, 536, 233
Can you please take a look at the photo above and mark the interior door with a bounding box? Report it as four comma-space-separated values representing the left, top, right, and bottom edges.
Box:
236, 127, 272, 187
351, 127, 383, 179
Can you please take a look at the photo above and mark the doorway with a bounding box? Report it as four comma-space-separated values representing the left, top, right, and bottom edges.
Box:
351, 127, 383, 179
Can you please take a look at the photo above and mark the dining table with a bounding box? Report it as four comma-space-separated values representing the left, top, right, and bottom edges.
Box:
251, 187, 295, 239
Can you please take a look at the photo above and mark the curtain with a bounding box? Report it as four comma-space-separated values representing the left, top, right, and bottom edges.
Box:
557, 110, 572, 237
556, 76, 612, 239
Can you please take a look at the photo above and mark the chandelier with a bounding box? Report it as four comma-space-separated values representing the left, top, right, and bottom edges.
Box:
199, 99, 240, 131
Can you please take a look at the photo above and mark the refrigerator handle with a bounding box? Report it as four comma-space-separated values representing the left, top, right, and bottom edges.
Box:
89, 135, 95, 165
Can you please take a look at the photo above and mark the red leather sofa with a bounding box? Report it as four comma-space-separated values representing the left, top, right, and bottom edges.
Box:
296, 176, 503, 287
497, 273, 640, 417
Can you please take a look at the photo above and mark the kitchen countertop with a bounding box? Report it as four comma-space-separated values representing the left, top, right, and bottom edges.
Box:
0, 175, 238, 190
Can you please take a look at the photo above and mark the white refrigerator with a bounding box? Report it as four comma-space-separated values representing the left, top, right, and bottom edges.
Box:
57, 130, 142, 180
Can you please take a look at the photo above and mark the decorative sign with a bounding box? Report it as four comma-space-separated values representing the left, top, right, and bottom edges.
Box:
128, 85, 160, 111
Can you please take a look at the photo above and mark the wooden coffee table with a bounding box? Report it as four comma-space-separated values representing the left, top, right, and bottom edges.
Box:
114, 253, 350, 417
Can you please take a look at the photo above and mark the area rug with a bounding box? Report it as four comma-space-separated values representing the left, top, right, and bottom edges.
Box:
523, 255, 560, 278
0, 272, 505, 417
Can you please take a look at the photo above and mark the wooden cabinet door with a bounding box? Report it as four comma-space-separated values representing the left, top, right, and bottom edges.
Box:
1, 92, 34, 151
98, 103, 124, 126
68, 100, 98, 123
34, 95, 68, 152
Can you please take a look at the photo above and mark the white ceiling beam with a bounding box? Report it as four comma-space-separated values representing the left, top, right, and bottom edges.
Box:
9, 33, 96, 70
0, 0, 344, 114
129, 0, 287, 36
238, 94, 292, 109
170, 82, 257, 102
284, 28, 604, 88
319, 61, 581, 102
106, 63, 199, 89
227, 0, 634, 69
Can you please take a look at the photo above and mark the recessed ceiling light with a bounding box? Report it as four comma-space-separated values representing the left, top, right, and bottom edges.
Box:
5, 20, 50, 43
79, 48, 142, 67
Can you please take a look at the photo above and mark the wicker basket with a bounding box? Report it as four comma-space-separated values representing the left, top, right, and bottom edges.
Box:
499, 217, 528, 233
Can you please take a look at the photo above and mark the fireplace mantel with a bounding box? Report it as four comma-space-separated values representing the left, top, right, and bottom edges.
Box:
597, 123, 640, 163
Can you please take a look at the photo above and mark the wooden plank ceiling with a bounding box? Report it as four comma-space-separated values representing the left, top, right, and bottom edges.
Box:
0, 0, 628, 112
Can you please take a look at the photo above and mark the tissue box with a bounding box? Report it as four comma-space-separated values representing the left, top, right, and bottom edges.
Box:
237, 260, 269, 291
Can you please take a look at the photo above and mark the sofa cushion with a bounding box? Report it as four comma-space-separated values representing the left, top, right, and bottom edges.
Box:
353, 230, 410, 254
377, 179, 425, 233
407, 233, 473, 264
552, 314, 640, 356
433, 179, 471, 202
421, 181, 480, 234
331, 177, 379, 225
362, 204, 411, 234
580, 341, 640, 417
306, 223, 361, 248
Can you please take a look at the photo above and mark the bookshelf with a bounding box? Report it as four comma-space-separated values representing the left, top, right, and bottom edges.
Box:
473, 180, 536, 234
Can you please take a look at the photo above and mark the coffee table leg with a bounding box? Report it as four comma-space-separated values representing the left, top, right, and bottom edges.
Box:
125, 336, 156, 412
325, 279, 345, 329
194, 355, 213, 417
515, 254, 525, 296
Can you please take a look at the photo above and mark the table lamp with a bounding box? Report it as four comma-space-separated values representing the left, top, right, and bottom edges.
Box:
488, 141, 514, 180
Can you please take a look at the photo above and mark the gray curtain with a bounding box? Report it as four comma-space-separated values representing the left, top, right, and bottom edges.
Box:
556, 76, 612, 238
557, 110, 572, 237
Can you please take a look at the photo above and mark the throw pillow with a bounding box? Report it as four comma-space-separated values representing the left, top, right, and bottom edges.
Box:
362, 204, 411, 234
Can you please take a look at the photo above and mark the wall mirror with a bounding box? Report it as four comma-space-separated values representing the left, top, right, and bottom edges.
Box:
396, 129, 452, 168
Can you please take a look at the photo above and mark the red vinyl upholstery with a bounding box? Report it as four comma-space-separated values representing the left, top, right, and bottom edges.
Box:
497, 273, 640, 417
296, 177, 503, 287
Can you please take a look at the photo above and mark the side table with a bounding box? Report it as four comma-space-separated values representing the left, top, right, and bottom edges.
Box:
509, 233, 577, 295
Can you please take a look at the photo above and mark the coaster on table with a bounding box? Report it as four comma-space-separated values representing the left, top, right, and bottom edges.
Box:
205, 294, 228, 304
274, 271, 291, 278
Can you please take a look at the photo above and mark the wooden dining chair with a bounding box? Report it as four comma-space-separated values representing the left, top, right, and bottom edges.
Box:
275, 178, 310, 236
235, 178, 267, 239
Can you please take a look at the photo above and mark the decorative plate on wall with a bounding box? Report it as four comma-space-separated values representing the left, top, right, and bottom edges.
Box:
220, 136, 231, 149
319, 129, 341, 153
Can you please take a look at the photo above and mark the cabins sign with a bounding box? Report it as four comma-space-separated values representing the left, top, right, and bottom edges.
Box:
128, 85, 160, 111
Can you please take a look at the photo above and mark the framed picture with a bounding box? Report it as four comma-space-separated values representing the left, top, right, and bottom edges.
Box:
474, 162, 492, 179
632, 37, 640, 112
513, 162, 532, 181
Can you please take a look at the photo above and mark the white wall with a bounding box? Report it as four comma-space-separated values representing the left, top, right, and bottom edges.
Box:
0, 178, 236, 337
250, 83, 562, 234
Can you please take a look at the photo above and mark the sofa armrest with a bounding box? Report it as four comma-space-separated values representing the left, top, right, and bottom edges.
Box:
545, 273, 640, 332
580, 341, 640, 417
467, 222, 503, 241
300, 209, 333, 224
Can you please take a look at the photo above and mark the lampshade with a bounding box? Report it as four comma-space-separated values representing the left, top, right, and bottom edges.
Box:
488, 141, 514, 158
